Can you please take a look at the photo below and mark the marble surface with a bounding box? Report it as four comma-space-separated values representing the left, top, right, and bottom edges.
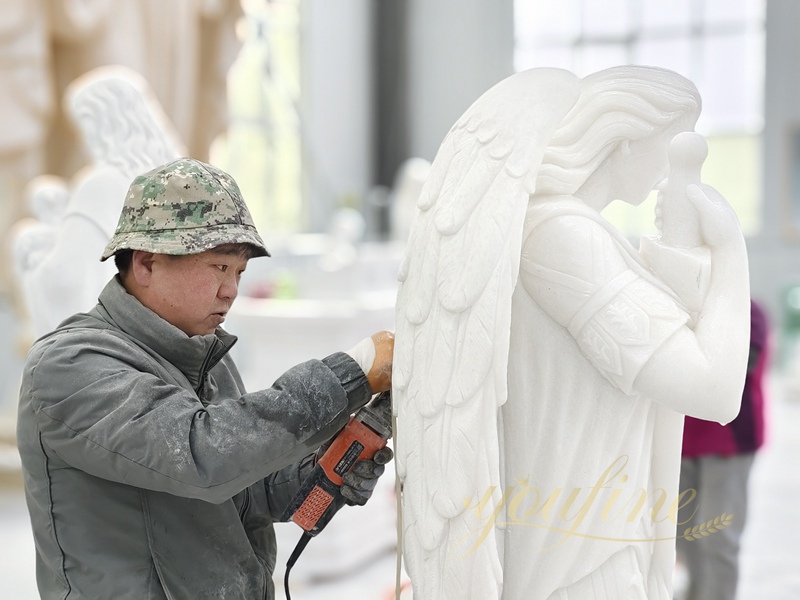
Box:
394, 66, 750, 599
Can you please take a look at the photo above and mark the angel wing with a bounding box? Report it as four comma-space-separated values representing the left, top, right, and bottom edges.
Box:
393, 68, 581, 599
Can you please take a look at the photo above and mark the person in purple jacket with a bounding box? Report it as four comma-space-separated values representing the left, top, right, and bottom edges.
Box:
676, 299, 769, 600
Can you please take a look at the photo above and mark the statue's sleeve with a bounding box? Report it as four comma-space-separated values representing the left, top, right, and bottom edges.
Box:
520, 213, 690, 394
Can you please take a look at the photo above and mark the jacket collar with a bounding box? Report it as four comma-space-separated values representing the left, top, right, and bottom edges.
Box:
96, 276, 237, 390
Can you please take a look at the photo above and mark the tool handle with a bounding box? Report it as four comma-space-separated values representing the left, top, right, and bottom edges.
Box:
292, 473, 346, 534
280, 415, 388, 535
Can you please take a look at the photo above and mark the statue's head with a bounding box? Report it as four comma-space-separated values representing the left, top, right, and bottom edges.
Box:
534, 66, 701, 206
65, 65, 182, 179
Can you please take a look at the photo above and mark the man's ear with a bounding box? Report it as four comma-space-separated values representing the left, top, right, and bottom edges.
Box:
130, 251, 156, 286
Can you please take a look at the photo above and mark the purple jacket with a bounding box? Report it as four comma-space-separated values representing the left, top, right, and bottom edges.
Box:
682, 300, 768, 458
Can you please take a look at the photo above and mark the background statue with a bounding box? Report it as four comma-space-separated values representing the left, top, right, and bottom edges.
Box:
394, 66, 750, 599
9, 175, 69, 341
45, 0, 242, 177
12, 66, 181, 338
0, 0, 241, 301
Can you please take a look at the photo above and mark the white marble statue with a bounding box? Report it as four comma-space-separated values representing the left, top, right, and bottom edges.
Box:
13, 67, 181, 337
46, 0, 242, 176
393, 66, 750, 600
0, 0, 240, 303
10, 176, 69, 337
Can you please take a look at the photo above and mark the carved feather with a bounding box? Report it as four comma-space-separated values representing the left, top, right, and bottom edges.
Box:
394, 67, 582, 600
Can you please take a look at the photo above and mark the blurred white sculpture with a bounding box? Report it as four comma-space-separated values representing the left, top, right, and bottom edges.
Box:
394, 66, 750, 600
0, 0, 240, 233
46, 0, 242, 176
24, 175, 70, 228
64, 66, 183, 181
10, 176, 69, 335
319, 207, 366, 272
12, 66, 181, 337
0, 0, 232, 176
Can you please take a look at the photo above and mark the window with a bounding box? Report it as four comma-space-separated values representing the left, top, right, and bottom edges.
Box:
212, 0, 303, 238
514, 0, 765, 237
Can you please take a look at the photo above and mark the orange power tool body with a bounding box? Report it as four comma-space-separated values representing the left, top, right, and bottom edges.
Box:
281, 390, 393, 536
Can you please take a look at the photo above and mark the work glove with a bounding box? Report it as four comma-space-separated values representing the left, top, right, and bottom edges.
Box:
341, 446, 394, 506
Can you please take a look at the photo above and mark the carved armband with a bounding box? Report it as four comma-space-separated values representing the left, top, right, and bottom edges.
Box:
570, 276, 689, 394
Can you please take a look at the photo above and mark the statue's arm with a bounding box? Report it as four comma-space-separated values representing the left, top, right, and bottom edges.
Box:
521, 199, 748, 423
521, 213, 690, 395
633, 184, 749, 423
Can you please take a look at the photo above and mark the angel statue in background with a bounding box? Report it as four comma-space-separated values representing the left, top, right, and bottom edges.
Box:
12, 65, 181, 338
393, 66, 750, 600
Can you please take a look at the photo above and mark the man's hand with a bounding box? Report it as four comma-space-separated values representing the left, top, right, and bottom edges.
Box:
367, 331, 394, 393
341, 446, 394, 506
345, 330, 394, 394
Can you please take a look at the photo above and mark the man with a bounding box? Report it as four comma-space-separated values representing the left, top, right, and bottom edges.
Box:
17, 157, 395, 599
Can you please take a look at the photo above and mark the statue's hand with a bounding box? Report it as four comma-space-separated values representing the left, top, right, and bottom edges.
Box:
685, 183, 743, 250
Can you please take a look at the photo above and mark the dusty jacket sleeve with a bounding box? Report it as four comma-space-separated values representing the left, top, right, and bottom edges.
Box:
262, 454, 317, 521
256, 355, 371, 520
22, 330, 372, 504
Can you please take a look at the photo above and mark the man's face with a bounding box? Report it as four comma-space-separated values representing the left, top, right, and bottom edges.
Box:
143, 245, 249, 336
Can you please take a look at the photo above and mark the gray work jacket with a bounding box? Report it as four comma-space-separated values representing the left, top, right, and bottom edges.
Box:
17, 277, 372, 599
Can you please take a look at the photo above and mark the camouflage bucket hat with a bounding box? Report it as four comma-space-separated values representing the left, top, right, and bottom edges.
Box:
101, 158, 269, 261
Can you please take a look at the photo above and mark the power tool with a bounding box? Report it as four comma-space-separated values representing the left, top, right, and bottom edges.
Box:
281, 390, 393, 599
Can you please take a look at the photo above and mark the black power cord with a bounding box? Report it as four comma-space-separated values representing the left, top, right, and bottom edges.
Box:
283, 532, 312, 600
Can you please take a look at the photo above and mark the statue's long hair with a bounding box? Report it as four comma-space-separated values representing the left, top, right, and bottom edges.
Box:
65, 66, 182, 179
535, 66, 701, 196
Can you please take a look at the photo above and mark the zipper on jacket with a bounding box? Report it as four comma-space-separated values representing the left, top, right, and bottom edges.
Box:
195, 336, 234, 400
197, 372, 211, 405
238, 486, 251, 520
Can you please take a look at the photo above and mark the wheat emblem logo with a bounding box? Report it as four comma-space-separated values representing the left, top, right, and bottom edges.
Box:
682, 513, 734, 541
